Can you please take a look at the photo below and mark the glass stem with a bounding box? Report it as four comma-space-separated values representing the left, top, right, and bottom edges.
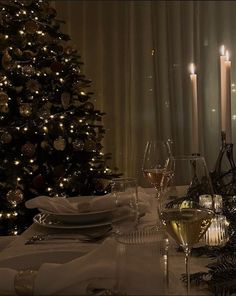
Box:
184, 247, 191, 296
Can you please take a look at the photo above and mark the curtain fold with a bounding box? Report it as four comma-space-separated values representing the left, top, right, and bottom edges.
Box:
53, 0, 236, 185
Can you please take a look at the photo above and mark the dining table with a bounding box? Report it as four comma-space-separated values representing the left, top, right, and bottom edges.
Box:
0, 188, 212, 296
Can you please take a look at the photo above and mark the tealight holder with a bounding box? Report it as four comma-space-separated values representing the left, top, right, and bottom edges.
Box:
199, 194, 229, 246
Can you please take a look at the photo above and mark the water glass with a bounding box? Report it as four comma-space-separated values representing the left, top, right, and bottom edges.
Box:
115, 228, 166, 295
111, 178, 139, 236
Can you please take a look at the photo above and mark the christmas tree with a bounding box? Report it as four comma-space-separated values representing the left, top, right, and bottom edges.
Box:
0, 0, 119, 235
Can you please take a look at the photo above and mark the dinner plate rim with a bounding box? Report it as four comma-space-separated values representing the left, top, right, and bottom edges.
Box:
33, 213, 113, 229
38, 207, 115, 216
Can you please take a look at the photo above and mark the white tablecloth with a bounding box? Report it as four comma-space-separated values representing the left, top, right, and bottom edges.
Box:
0, 190, 211, 295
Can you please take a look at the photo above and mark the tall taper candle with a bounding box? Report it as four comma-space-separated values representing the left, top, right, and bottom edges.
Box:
225, 50, 232, 143
190, 63, 199, 153
220, 45, 227, 137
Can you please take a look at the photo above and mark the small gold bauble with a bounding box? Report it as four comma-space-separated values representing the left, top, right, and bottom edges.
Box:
0, 92, 8, 105
0, 104, 9, 113
19, 103, 32, 117
6, 189, 24, 206
26, 79, 41, 93
41, 140, 49, 150
2, 50, 12, 70
53, 137, 66, 151
1, 132, 12, 144
24, 20, 39, 34
21, 142, 36, 158
13, 48, 22, 56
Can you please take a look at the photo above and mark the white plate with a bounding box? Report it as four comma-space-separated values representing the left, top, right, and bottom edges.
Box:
33, 213, 113, 229
0, 249, 85, 270
39, 208, 115, 225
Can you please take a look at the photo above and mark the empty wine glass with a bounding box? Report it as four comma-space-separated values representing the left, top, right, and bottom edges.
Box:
160, 155, 214, 295
110, 178, 139, 237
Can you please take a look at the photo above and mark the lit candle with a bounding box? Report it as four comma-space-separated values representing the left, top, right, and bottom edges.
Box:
189, 63, 199, 153
220, 45, 227, 139
225, 50, 232, 143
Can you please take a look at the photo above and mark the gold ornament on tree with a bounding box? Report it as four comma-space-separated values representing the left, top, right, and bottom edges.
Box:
2, 49, 12, 70
6, 189, 24, 207
26, 80, 41, 93
1, 131, 12, 144
0, 92, 8, 105
53, 136, 66, 151
21, 142, 36, 158
0, 104, 9, 113
13, 48, 22, 57
19, 103, 32, 117
24, 20, 39, 34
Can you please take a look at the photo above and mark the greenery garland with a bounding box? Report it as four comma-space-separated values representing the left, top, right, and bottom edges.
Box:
185, 196, 236, 295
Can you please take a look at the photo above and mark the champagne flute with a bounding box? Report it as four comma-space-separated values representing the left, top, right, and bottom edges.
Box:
160, 155, 214, 295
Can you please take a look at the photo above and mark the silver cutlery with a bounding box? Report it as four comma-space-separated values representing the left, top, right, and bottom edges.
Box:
25, 227, 112, 245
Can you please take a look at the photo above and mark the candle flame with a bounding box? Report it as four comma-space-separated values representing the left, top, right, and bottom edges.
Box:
226, 50, 230, 61
220, 45, 226, 56
189, 63, 195, 75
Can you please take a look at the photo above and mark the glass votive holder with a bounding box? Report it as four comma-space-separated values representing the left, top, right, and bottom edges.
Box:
202, 215, 229, 247
213, 194, 223, 213
199, 194, 223, 213
115, 227, 166, 295
199, 194, 213, 209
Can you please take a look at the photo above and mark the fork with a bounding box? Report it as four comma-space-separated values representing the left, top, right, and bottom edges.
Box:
25, 227, 112, 245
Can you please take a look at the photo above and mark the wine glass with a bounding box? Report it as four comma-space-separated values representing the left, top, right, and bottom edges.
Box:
142, 140, 173, 200
160, 155, 214, 295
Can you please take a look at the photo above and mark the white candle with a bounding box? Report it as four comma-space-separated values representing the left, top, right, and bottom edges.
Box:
225, 50, 232, 143
189, 63, 199, 153
220, 45, 227, 139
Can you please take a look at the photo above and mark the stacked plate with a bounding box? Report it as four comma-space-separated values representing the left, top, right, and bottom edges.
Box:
33, 197, 115, 230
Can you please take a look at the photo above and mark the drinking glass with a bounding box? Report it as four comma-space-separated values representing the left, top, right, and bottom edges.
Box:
110, 178, 139, 237
142, 140, 173, 225
160, 155, 214, 295
142, 140, 173, 200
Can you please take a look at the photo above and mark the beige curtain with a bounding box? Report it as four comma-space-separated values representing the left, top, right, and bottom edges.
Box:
52, 0, 236, 185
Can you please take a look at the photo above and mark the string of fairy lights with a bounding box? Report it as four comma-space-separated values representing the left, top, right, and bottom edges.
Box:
0, 0, 117, 235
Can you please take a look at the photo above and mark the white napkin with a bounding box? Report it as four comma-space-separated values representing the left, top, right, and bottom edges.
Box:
25, 187, 152, 214
0, 238, 116, 296
34, 238, 116, 295
25, 196, 79, 213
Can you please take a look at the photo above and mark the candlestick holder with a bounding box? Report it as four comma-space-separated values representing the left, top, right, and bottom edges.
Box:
211, 132, 236, 196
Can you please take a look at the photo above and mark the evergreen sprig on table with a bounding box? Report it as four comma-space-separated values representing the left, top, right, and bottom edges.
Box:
188, 196, 236, 295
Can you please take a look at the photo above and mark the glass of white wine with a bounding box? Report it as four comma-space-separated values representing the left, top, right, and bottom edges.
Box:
160, 155, 215, 295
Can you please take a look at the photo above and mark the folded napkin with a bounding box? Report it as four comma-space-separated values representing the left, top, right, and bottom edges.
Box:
0, 238, 116, 296
25, 187, 152, 214
0, 236, 168, 296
